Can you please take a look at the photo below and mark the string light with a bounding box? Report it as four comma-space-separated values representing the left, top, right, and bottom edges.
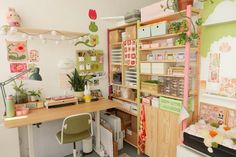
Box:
0, 26, 88, 45
21, 33, 27, 38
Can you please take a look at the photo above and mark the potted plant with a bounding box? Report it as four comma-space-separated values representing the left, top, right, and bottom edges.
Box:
13, 81, 28, 104
162, 0, 213, 12
28, 89, 41, 102
67, 69, 91, 98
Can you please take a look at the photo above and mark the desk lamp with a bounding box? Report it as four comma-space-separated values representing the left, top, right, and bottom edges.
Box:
0, 67, 42, 115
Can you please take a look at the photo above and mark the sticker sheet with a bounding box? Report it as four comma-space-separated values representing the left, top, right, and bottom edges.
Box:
199, 103, 227, 125
123, 40, 136, 66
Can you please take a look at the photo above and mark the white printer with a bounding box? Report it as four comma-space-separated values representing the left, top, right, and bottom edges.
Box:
100, 111, 123, 150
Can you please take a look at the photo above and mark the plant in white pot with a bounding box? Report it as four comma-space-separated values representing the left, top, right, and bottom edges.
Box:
28, 89, 41, 102
67, 69, 91, 98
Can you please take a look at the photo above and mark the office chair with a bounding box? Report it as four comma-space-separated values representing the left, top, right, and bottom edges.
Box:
56, 113, 93, 157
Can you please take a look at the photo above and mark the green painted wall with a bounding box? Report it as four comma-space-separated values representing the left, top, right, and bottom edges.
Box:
200, 0, 236, 57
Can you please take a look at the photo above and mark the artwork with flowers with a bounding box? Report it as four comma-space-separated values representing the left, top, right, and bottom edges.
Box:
10, 63, 27, 73
29, 49, 39, 62
6, 40, 28, 61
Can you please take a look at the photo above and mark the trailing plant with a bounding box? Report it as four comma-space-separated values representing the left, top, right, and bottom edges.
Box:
67, 69, 92, 92
161, 0, 214, 12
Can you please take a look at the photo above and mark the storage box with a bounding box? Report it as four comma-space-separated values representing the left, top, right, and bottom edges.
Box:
150, 42, 160, 48
110, 30, 122, 43
159, 97, 183, 114
152, 63, 168, 75
125, 128, 137, 146
138, 26, 151, 39
141, 0, 174, 22
141, 82, 159, 94
140, 63, 151, 74
151, 22, 168, 36
125, 10, 141, 23
131, 116, 137, 131
125, 25, 137, 40
140, 43, 150, 49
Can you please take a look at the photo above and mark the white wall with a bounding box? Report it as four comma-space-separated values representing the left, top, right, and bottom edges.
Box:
0, 0, 158, 157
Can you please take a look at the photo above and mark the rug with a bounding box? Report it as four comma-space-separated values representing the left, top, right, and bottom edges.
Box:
119, 153, 130, 157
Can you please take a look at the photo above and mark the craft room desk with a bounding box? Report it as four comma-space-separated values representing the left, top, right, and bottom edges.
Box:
3, 99, 120, 157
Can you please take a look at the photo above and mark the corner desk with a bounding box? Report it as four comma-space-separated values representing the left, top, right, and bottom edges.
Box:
3, 99, 120, 157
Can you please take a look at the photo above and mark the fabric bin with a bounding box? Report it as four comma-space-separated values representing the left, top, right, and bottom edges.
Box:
138, 26, 151, 39
140, 63, 151, 74
151, 22, 168, 36
152, 63, 168, 75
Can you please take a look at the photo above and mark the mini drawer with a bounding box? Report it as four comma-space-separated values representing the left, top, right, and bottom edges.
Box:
138, 26, 151, 39
151, 22, 168, 36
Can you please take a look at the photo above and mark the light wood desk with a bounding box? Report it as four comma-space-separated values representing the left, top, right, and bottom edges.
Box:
3, 99, 120, 157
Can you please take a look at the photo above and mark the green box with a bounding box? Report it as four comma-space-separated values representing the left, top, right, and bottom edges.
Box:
159, 97, 193, 114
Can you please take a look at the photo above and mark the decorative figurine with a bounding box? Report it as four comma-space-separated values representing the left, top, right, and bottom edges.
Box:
84, 84, 92, 102
6, 8, 21, 27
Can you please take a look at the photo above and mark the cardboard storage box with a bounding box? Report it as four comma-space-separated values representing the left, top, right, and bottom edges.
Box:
141, 0, 174, 22
141, 82, 159, 94
125, 128, 137, 146
125, 25, 137, 40
151, 22, 168, 36
138, 26, 151, 39
110, 30, 122, 43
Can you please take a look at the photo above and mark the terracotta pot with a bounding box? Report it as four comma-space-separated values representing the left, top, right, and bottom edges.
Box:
178, 0, 193, 11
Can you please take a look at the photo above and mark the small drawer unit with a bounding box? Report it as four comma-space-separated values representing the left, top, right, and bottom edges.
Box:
151, 22, 168, 36
138, 26, 151, 39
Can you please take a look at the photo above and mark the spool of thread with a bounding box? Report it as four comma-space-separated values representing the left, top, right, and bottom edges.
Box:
6, 95, 15, 117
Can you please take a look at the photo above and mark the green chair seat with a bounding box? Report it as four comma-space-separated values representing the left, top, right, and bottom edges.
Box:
56, 130, 91, 144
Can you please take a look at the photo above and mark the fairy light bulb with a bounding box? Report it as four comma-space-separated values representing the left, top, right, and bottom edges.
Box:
42, 39, 47, 44
10, 27, 17, 33
39, 34, 44, 39
60, 35, 65, 40
21, 33, 27, 39
51, 30, 57, 36
55, 41, 60, 45
28, 36, 33, 40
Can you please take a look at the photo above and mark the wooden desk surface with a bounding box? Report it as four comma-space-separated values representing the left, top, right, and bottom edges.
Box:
4, 99, 120, 128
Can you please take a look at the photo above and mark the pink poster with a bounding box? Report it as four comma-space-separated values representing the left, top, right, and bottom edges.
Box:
10, 63, 27, 73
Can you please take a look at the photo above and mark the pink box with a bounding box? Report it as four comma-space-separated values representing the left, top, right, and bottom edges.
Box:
150, 43, 160, 48
141, 0, 174, 23
141, 44, 150, 49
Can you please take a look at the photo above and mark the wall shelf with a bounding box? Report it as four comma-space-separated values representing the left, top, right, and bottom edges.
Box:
140, 45, 185, 51
113, 96, 137, 104
140, 8, 200, 25
139, 33, 181, 41
140, 90, 184, 100
140, 73, 184, 78
140, 60, 184, 63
